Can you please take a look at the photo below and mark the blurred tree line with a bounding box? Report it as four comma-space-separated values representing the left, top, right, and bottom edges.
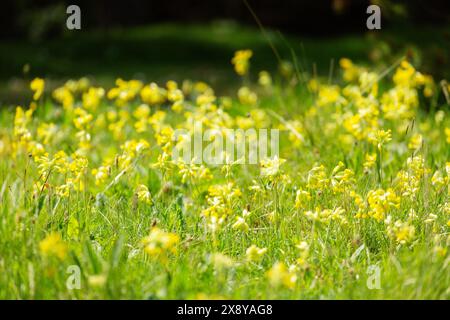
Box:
2, 0, 449, 41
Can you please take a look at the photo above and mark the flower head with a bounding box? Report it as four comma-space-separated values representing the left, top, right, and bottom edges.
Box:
231, 50, 253, 76
39, 232, 68, 260
30, 78, 45, 100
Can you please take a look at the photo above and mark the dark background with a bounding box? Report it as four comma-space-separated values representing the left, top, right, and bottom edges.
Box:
2, 0, 449, 40
0, 0, 449, 104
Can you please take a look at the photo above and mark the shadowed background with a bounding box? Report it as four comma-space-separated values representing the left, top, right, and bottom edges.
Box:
0, 0, 449, 104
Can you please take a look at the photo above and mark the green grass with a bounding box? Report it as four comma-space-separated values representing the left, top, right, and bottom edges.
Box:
0, 23, 449, 300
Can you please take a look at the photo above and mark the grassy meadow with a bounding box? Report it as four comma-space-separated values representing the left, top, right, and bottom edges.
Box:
0, 23, 449, 299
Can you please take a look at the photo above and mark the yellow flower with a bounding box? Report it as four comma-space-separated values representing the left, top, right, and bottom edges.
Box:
363, 153, 377, 171
30, 77, 45, 100
408, 133, 423, 150
210, 253, 234, 270
431, 170, 448, 190
136, 184, 152, 205
445, 128, 450, 144
91, 165, 111, 186
339, 58, 362, 82
232, 216, 249, 232
39, 232, 68, 260
82, 87, 104, 111
387, 220, 415, 245
267, 262, 297, 289
141, 227, 180, 259
304, 206, 347, 224
307, 164, 329, 191
260, 156, 286, 178
368, 129, 392, 151
245, 245, 267, 262
231, 49, 253, 76
296, 241, 310, 267
258, 71, 272, 87
237, 86, 257, 105
294, 189, 311, 209
317, 85, 342, 107
140, 82, 167, 105
367, 188, 400, 221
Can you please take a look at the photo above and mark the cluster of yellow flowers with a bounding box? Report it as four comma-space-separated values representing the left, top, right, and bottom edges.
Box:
141, 227, 180, 261
1, 48, 449, 294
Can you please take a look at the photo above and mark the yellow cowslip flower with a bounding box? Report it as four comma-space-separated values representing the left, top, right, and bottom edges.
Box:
307, 164, 329, 191
205, 215, 225, 233
136, 184, 152, 205
431, 170, 444, 187
231, 49, 252, 76
232, 216, 249, 232
92, 165, 111, 186
368, 129, 392, 151
267, 262, 297, 289
258, 71, 272, 87
445, 128, 450, 144
387, 220, 415, 245
249, 109, 270, 128
203, 183, 241, 221
260, 156, 286, 178
155, 126, 174, 150
304, 206, 347, 225
245, 245, 267, 262
307, 78, 319, 92
167, 88, 184, 103
284, 120, 305, 147
294, 189, 311, 209
177, 160, 213, 184
339, 58, 362, 82
39, 232, 68, 260
393, 60, 416, 87
237, 86, 257, 106
107, 78, 143, 106
408, 133, 423, 150
339, 58, 353, 69
52, 86, 75, 110
121, 139, 150, 159
317, 85, 343, 107
30, 77, 45, 100
36, 122, 57, 145
330, 162, 355, 193
359, 71, 379, 96
367, 188, 400, 221
141, 227, 180, 259
434, 246, 447, 258
82, 87, 104, 111
210, 253, 234, 270
140, 82, 167, 105
296, 241, 310, 268
395, 156, 431, 199
133, 104, 151, 119
65, 77, 90, 92
196, 92, 216, 106
73, 107, 93, 131
235, 115, 254, 130
363, 153, 377, 171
